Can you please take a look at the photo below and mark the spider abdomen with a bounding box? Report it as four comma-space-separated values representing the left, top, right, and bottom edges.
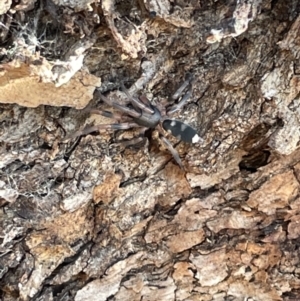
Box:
133, 106, 162, 128
162, 119, 201, 144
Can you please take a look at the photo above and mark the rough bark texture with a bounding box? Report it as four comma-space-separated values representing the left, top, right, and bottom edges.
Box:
1, 0, 300, 300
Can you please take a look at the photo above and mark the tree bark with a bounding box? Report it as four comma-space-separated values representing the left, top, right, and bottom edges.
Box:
1, 0, 300, 300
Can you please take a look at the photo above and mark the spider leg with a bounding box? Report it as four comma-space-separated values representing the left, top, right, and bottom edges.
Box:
114, 126, 148, 149
81, 122, 140, 134
167, 73, 194, 116
99, 94, 141, 118
119, 127, 147, 146
121, 136, 145, 147
89, 109, 123, 121
157, 124, 183, 168
171, 74, 192, 101
121, 82, 154, 114
139, 94, 152, 106
64, 122, 140, 141
160, 136, 184, 169
167, 88, 192, 116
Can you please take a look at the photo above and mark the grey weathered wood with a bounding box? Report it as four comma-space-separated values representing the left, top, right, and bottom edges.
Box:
1, 0, 300, 300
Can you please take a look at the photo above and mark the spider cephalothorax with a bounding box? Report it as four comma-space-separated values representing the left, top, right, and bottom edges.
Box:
66, 76, 201, 168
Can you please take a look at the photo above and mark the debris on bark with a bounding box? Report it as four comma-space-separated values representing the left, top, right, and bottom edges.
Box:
1, 0, 300, 300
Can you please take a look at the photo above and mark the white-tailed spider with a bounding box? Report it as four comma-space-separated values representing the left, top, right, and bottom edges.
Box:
66, 74, 201, 168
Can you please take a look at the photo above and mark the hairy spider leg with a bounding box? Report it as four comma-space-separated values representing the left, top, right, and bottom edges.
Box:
167, 73, 194, 116
99, 94, 141, 118
157, 124, 184, 168
89, 109, 123, 121
66, 122, 141, 140
167, 89, 192, 116
160, 135, 183, 169
119, 127, 147, 147
121, 82, 154, 114
138, 95, 152, 106
167, 87, 192, 116
65, 107, 141, 140
121, 136, 145, 147
171, 75, 192, 101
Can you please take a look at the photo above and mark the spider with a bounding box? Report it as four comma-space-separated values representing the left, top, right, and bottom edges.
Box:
66, 75, 201, 168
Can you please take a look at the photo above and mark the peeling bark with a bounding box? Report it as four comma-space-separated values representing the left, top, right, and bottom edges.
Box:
1, 0, 300, 300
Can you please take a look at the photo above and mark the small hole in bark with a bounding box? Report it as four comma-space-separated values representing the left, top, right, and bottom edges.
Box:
276, 117, 284, 128
40, 142, 52, 150
149, 11, 156, 18
239, 150, 270, 172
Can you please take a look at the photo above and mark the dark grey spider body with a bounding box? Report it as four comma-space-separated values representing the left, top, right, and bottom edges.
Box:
132, 105, 161, 128
66, 76, 201, 168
